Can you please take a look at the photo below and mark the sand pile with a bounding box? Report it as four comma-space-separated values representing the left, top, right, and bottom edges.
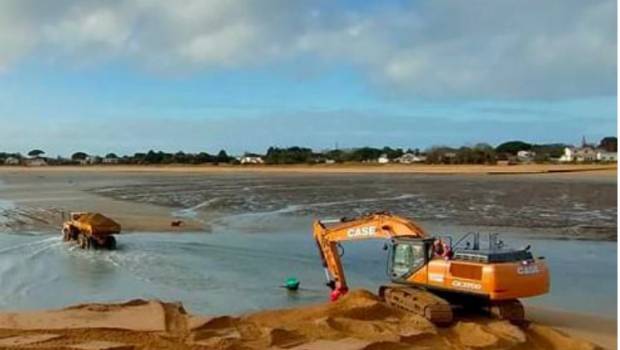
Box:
0, 290, 601, 350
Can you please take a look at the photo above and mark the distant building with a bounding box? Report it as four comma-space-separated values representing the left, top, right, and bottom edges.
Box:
4, 157, 20, 165
559, 146, 600, 162
575, 147, 597, 162
516, 150, 535, 162
559, 147, 574, 162
396, 153, 426, 164
77, 155, 102, 165
240, 156, 264, 164
102, 157, 119, 164
325, 159, 336, 164
25, 157, 47, 166
596, 151, 618, 162
444, 152, 457, 160
377, 154, 390, 164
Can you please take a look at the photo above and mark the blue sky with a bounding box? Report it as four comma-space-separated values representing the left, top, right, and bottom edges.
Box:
0, 0, 616, 156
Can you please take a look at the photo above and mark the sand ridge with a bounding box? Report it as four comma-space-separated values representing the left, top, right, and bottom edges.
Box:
0, 290, 604, 350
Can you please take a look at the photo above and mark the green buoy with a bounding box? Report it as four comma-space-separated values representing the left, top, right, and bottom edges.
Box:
284, 277, 300, 291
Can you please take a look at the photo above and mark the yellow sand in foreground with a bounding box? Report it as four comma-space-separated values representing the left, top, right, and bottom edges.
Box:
0, 163, 616, 175
0, 290, 610, 350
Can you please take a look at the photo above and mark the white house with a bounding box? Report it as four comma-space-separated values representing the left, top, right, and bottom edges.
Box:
516, 150, 535, 162
559, 147, 574, 162
596, 151, 618, 162
25, 157, 47, 166
377, 154, 390, 164
102, 158, 119, 164
240, 156, 264, 164
559, 146, 602, 162
4, 157, 20, 165
575, 147, 597, 162
396, 153, 426, 164
77, 156, 103, 165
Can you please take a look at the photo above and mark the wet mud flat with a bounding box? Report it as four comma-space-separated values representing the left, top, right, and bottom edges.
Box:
88, 172, 617, 240
0, 169, 615, 240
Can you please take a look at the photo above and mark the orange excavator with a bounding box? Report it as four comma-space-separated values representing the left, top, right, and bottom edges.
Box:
313, 212, 549, 324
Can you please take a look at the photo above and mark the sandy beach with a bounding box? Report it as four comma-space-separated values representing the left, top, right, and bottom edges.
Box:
0, 290, 612, 350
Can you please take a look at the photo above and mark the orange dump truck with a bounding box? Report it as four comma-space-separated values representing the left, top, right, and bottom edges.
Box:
61, 212, 120, 250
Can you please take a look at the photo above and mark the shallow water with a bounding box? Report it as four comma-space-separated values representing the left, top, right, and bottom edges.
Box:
0, 216, 616, 318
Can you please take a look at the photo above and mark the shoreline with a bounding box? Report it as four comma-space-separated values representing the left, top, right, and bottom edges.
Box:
0, 163, 616, 175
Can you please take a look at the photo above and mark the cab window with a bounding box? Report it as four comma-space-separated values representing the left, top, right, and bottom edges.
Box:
390, 242, 426, 279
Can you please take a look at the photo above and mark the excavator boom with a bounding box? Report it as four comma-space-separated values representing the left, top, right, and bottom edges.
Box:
313, 212, 426, 297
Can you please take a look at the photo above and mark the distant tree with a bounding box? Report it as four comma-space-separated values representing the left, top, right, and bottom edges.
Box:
143, 150, 160, 164
531, 144, 569, 159
28, 149, 45, 157
322, 149, 341, 162
132, 152, 146, 164
473, 143, 497, 164
382, 147, 404, 160
265, 146, 313, 164
173, 151, 188, 163
190, 152, 212, 164
71, 152, 88, 161
599, 137, 617, 152
425, 146, 457, 164
105, 153, 118, 159
349, 147, 383, 162
495, 141, 532, 155
217, 150, 231, 163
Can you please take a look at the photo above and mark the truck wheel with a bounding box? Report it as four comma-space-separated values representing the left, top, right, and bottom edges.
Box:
106, 236, 116, 250
70, 227, 78, 241
62, 228, 70, 241
78, 234, 91, 249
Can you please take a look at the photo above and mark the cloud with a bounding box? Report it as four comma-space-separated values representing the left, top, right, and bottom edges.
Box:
0, 0, 615, 99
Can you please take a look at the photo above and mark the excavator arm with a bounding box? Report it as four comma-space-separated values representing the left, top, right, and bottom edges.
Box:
312, 212, 427, 299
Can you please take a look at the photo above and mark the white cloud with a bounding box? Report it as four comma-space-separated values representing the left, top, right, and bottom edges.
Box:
0, 0, 615, 98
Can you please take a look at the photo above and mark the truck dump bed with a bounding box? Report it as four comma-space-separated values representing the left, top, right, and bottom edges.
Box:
72, 213, 121, 236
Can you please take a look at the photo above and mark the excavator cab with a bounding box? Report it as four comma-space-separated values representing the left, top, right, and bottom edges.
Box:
387, 238, 434, 281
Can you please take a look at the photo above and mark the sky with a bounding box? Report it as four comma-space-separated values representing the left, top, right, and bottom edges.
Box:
0, 0, 616, 156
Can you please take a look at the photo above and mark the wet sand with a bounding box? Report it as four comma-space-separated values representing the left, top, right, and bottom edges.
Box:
0, 291, 610, 349
0, 169, 206, 233
0, 167, 615, 239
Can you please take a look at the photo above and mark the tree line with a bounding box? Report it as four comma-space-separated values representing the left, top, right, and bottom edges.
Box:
0, 137, 616, 165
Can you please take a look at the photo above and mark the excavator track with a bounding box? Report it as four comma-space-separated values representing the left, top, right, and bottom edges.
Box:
379, 285, 453, 325
488, 299, 525, 324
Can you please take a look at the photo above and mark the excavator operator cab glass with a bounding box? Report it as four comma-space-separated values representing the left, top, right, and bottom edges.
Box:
388, 240, 429, 280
